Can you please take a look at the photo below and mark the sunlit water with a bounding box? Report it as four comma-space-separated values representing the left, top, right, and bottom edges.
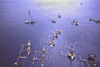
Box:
32, 0, 85, 15
0, 0, 100, 67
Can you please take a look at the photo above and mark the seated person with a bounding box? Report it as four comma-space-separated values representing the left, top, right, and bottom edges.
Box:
51, 18, 56, 23
68, 53, 76, 60
49, 40, 55, 47
58, 30, 61, 34
87, 53, 96, 61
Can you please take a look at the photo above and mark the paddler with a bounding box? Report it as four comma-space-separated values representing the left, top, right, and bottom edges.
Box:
68, 46, 76, 60
49, 40, 55, 47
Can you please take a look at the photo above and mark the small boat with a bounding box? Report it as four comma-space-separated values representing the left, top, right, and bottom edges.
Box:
51, 19, 56, 23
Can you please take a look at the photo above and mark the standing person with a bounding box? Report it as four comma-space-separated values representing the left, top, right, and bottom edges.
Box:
27, 40, 31, 55
70, 46, 74, 54
27, 10, 32, 20
42, 48, 46, 55
41, 48, 46, 67
27, 40, 31, 47
28, 10, 31, 15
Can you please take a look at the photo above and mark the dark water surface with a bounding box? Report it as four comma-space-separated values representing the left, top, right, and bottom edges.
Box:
0, 0, 100, 67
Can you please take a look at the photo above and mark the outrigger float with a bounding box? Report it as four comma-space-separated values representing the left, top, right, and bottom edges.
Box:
49, 18, 56, 23
14, 40, 31, 66
79, 54, 97, 67
24, 19, 36, 24
32, 47, 48, 67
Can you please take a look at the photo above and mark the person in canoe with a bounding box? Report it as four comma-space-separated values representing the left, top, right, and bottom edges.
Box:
50, 18, 56, 23
67, 46, 76, 60
49, 40, 55, 47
